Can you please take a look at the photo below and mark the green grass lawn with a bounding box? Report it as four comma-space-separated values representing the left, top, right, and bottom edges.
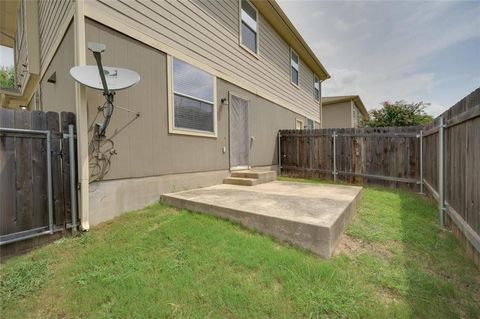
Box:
1, 178, 479, 318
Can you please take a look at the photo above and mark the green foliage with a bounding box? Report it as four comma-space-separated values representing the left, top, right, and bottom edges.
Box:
362, 100, 434, 127
1, 186, 479, 318
0, 65, 15, 89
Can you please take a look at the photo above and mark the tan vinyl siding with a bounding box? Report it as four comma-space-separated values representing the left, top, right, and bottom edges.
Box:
39, 23, 75, 114
38, 0, 73, 71
322, 101, 353, 128
217, 79, 305, 167
85, 19, 228, 180
84, 19, 305, 180
194, 0, 238, 36
85, 0, 320, 120
14, 0, 27, 90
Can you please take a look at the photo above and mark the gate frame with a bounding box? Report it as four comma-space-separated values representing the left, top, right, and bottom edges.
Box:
0, 125, 78, 245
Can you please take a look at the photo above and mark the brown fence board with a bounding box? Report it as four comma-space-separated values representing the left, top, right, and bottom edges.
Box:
0, 109, 17, 236
280, 126, 421, 190
1, 108, 77, 253
466, 116, 480, 234
422, 87, 480, 266
31, 111, 48, 229
46, 111, 64, 227
14, 110, 34, 233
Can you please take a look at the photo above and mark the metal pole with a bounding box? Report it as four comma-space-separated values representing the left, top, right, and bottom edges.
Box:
277, 131, 281, 176
46, 131, 54, 234
438, 117, 445, 226
419, 130, 424, 194
68, 125, 78, 233
332, 130, 337, 182
0, 127, 49, 134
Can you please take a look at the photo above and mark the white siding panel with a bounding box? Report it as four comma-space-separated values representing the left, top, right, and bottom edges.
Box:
38, 0, 74, 71
87, 0, 320, 120
14, 0, 28, 90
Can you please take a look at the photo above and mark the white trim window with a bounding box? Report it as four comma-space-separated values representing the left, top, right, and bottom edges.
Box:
169, 57, 217, 137
240, 0, 258, 54
295, 118, 304, 130
314, 74, 320, 102
290, 48, 299, 86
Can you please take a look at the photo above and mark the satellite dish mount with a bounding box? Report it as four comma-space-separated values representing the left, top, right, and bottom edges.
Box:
70, 42, 141, 137
89, 43, 114, 137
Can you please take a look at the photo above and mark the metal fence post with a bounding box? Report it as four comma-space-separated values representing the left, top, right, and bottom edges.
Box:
419, 130, 424, 194
332, 130, 337, 182
68, 125, 78, 234
277, 131, 281, 176
46, 130, 54, 235
438, 117, 445, 226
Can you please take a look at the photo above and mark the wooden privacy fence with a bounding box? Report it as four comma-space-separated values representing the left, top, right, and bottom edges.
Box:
0, 108, 78, 250
279, 126, 422, 190
279, 87, 480, 266
422, 88, 480, 266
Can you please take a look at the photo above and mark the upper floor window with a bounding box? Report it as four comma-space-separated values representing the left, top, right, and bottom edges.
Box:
240, 0, 258, 54
290, 48, 299, 86
170, 57, 216, 136
314, 75, 320, 101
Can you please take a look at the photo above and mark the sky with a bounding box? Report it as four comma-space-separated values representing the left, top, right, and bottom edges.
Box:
0, 46, 14, 67
278, 0, 480, 116
1, 2, 479, 116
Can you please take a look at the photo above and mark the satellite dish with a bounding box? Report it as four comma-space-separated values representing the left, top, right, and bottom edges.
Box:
70, 42, 141, 136
70, 66, 140, 91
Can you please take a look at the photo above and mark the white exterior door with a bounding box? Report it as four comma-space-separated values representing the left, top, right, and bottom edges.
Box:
229, 93, 250, 170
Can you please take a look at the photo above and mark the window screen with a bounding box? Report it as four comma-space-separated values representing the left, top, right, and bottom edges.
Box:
306, 119, 314, 130
172, 58, 214, 133
314, 75, 320, 101
291, 50, 299, 85
241, 0, 257, 53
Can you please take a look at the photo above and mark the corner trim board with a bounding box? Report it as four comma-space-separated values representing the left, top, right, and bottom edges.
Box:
74, 0, 90, 230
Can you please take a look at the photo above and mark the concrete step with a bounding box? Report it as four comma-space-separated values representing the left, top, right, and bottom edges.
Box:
161, 181, 363, 259
230, 170, 277, 183
223, 177, 259, 186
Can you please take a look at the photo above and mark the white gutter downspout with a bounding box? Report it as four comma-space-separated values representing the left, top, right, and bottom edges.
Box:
74, 0, 90, 230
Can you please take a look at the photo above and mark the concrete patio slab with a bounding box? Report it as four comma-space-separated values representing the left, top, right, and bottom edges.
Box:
161, 181, 362, 258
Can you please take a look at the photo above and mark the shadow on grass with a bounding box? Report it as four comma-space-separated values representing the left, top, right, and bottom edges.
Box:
279, 176, 480, 317
2, 178, 479, 318
398, 190, 480, 318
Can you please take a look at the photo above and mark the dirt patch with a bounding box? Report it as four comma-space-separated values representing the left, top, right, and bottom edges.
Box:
334, 234, 393, 259
378, 288, 401, 305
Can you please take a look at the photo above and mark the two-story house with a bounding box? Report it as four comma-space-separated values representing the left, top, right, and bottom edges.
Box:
1, 0, 330, 228
322, 95, 369, 128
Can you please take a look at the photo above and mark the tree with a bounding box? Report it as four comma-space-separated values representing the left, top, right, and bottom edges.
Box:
0, 66, 15, 89
362, 100, 433, 127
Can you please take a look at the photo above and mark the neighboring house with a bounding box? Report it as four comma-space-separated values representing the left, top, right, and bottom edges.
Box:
0, 0, 330, 228
322, 95, 369, 128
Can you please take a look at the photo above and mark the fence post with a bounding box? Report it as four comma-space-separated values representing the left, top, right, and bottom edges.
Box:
68, 125, 78, 234
438, 117, 446, 226
46, 130, 54, 235
419, 130, 424, 194
332, 130, 337, 182
277, 131, 281, 176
